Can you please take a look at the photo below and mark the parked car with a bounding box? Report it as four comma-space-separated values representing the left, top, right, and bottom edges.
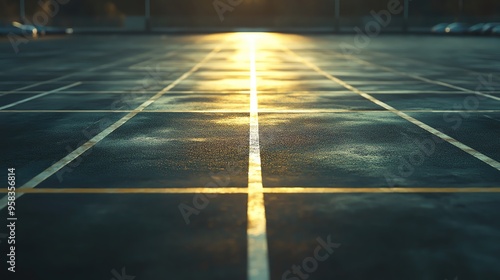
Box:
492, 26, 500, 36
445, 23, 469, 34
35, 25, 73, 36
467, 23, 485, 34
482, 22, 500, 34
0, 22, 38, 38
431, 23, 449, 33
0, 22, 72, 37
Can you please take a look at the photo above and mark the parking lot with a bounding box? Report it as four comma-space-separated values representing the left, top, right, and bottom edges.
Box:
1, 33, 500, 280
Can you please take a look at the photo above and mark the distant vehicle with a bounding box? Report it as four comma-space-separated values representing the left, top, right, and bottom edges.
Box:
0, 22, 38, 38
482, 22, 500, 34
34, 25, 73, 36
0, 22, 72, 37
468, 23, 485, 34
445, 23, 469, 34
431, 23, 449, 33
492, 26, 500, 36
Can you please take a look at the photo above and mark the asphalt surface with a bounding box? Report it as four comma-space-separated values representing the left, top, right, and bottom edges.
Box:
0, 34, 500, 280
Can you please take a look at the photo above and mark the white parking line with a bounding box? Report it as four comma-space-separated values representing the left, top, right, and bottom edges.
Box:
0, 82, 81, 110
365, 50, 500, 81
0, 81, 175, 84
340, 53, 500, 102
0, 49, 174, 97
247, 35, 271, 280
2, 109, 500, 114
8, 90, 496, 95
127, 51, 178, 70
0, 90, 252, 94
282, 46, 500, 171
0, 42, 223, 211
365, 90, 500, 94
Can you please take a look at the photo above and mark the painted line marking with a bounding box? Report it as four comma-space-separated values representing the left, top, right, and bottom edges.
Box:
362, 49, 500, 80
5, 90, 499, 95
281, 46, 500, 171
0, 42, 224, 211
0, 82, 81, 110
247, 34, 270, 280
484, 115, 500, 123
2, 187, 500, 194
0, 48, 178, 97
0, 81, 176, 84
127, 50, 180, 70
363, 90, 500, 94
307, 45, 500, 80
339, 53, 500, 102
1, 109, 500, 114
0, 91, 253, 95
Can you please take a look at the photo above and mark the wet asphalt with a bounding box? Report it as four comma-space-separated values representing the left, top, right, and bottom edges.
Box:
0, 34, 499, 280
